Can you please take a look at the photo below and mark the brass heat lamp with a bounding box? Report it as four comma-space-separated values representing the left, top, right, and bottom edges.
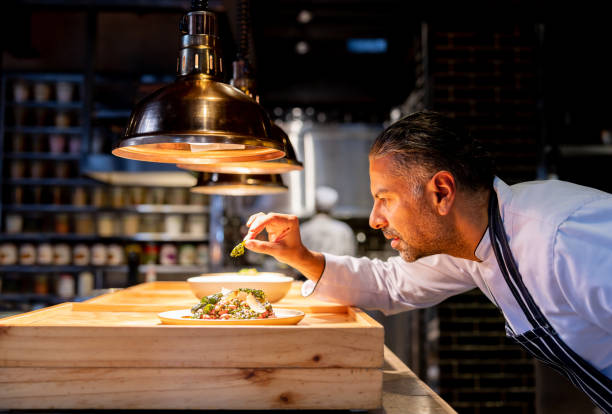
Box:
112, 1, 285, 164
190, 172, 287, 196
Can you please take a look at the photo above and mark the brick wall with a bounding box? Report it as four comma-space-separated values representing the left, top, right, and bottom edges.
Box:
426, 23, 540, 413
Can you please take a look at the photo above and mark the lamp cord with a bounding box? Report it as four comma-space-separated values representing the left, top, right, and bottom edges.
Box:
237, 0, 251, 63
191, 0, 207, 11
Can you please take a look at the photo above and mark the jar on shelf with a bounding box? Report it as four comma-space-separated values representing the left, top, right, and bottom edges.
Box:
55, 214, 70, 234
56, 274, 75, 299
187, 214, 207, 236
77, 271, 94, 297
75, 213, 94, 234
68, 135, 81, 154
159, 243, 177, 265
164, 214, 183, 235
53, 244, 71, 265
37, 243, 53, 265
73, 244, 90, 266
56, 81, 74, 103
142, 243, 159, 265
110, 187, 125, 208
140, 214, 161, 233
33, 82, 52, 102
91, 244, 107, 266
0, 243, 18, 265
195, 244, 209, 266
19, 244, 36, 265
168, 188, 187, 205
54, 111, 71, 128
49, 134, 66, 154
13, 80, 29, 102
179, 244, 196, 266
73, 187, 87, 206
5, 214, 23, 234
97, 213, 115, 237
107, 244, 125, 266
33, 274, 49, 295
91, 187, 108, 207
122, 213, 139, 236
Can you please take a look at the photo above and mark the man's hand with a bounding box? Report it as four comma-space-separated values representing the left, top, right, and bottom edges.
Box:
244, 212, 325, 282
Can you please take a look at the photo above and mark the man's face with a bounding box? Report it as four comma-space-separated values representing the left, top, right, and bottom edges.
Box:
368, 154, 449, 262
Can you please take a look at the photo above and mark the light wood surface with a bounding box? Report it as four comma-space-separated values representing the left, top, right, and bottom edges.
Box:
72, 281, 348, 313
0, 281, 456, 413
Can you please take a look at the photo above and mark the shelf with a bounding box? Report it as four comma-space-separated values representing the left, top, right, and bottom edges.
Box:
558, 145, 612, 157
4, 73, 84, 82
5, 126, 83, 134
138, 264, 205, 274
0, 233, 208, 242
93, 109, 132, 119
133, 204, 209, 214
3, 205, 98, 213
6, 101, 82, 109
0, 293, 68, 305
3, 152, 81, 161
130, 233, 208, 242
0, 265, 128, 273
4, 178, 100, 186
3, 204, 208, 214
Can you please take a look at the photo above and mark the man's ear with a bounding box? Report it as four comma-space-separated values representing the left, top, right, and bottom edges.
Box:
427, 171, 456, 215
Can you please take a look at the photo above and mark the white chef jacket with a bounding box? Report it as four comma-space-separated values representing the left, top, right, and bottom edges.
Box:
303, 178, 612, 379
301, 214, 357, 257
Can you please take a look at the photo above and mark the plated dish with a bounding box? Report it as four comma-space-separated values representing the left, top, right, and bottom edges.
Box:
187, 273, 293, 303
158, 308, 305, 325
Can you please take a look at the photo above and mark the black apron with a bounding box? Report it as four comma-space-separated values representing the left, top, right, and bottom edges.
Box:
488, 191, 612, 413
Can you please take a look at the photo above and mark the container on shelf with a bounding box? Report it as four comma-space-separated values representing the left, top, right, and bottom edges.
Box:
91, 187, 108, 207
179, 244, 196, 266
140, 214, 160, 233
56, 81, 75, 103
122, 213, 139, 236
187, 214, 207, 235
195, 243, 209, 266
10, 160, 25, 179
33, 82, 52, 102
30, 160, 45, 179
5, 214, 23, 233
110, 187, 124, 208
73, 244, 90, 266
91, 244, 107, 266
33, 274, 49, 295
68, 135, 81, 154
37, 243, 54, 265
107, 244, 125, 266
0, 243, 18, 265
164, 214, 183, 235
97, 213, 115, 237
53, 244, 71, 265
49, 134, 66, 154
159, 244, 177, 265
13, 80, 29, 102
19, 244, 36, 265
73, 187, 87, 206
142, 243, 158, 265
77, 271, 94, 297
56, 274, 75, 299
54, 111, 71, 128
12, 133, 26, 152
75, 213, 94, 234
55, 214, 70, 234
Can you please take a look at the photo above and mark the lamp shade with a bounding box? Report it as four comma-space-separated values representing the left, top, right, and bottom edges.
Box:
176, 124, 303, 174
190, 172, 287, 196
112, 8, 285, 164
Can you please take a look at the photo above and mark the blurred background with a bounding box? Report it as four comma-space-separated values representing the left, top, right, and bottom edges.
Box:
1, 1, 610, 413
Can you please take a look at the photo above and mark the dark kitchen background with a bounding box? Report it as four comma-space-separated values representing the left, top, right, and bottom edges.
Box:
1, 1, 609, 413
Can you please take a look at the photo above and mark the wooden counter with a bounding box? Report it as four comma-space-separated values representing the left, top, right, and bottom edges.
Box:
0, 281, 456, 413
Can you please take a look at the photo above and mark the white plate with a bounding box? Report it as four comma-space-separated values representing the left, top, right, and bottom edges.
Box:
158, 308, 305, 325
187, 273, 293, 303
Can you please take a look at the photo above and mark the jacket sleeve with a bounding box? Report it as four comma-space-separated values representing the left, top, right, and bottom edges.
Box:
553, 196, 612, 335
306, 253, 477, 315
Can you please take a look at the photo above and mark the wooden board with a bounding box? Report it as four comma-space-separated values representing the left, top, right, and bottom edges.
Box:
0, 303, 383, 369
0, 367, 382, 410
73, 281, 348, 313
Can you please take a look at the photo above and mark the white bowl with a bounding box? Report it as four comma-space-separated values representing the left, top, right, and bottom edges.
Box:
187, 272, 293, 303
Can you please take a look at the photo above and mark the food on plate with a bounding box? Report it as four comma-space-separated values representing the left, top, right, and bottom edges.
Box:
190, 287, 274, 320
237, 268, 258, 275
230, 241, 245, 257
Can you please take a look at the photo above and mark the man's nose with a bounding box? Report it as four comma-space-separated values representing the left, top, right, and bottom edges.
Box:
369, 205, 387, 229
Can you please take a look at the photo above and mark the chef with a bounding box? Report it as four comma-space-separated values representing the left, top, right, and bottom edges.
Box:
243, 111, 612, 412
300, 186, 357, 257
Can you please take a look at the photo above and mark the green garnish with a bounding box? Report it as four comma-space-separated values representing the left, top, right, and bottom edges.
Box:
238, 268, 258, 275
230, 241, 246, 257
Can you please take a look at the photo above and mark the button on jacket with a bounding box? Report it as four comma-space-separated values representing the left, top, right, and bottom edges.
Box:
303, 178, 612, 379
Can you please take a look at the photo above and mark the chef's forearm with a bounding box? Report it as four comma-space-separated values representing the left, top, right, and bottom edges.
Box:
293, 249, 325, 282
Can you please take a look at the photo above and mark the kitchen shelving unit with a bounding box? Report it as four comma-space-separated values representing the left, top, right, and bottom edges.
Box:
0, 72, 211, 311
